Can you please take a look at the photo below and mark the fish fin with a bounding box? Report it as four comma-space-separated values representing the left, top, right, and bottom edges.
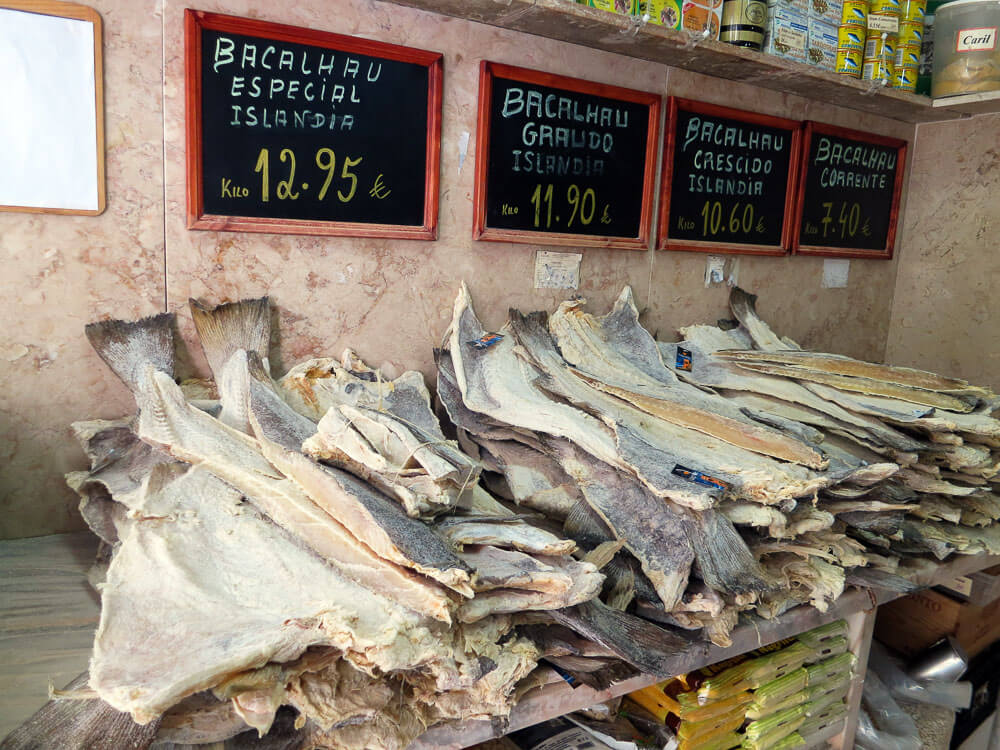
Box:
564, 501, 615, 549
729, 286, 759, 318
189, 297, 270, 378
85, 313, 176, 393
686, 509, 770, 596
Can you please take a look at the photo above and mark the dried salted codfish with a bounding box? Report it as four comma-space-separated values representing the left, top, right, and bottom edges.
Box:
457, 546, 574, 593
547, 289, 825, 468
711, 349, 993, 399
437, 519, 575, 556
90, 464, 453, 723
475, 438, 581, 520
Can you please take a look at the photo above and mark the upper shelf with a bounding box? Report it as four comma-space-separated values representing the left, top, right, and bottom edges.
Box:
378, 0, 1000, 124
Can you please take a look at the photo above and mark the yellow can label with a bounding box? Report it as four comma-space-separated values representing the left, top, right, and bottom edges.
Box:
640, 0, 682, 27
898, 20, 923, 45
587, 0, 639, 11
894, 43, 921, 67
864, 33, 896, 59
869, 0, 901, 15
862, 57, 894, 80
900, 0, 926, 20
841, 0, 867, 25
838, 25, 866, 49
836, 48, 863, 75
892, 68, 917, 89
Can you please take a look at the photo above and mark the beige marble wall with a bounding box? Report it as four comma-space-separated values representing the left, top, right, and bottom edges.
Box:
885, 114, 1000, 392
0, 1, 165, 539
161, 0, 914, 386
0, 0, 948, 540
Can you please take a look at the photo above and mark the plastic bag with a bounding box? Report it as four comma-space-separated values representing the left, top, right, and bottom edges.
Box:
855, 670, 921, 750
749, 669, 808, 710
796, 620, 848, 649
798, 699, 846, 737
678, 730, 741, 750
804, 652, 853, 686
746, 689, 808, 721
677, 691, 752, 722
868, 641, 972, 709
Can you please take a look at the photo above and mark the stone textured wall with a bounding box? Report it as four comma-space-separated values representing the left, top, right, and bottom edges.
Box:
2, 0, 981, 540
885, 114, 1000, 392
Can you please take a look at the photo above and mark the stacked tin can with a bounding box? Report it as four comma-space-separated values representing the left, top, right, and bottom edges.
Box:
862, 0, 898, 84
894, 0, 926, 90
836, 0, 866, 77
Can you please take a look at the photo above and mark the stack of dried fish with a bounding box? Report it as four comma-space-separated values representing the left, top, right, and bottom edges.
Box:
9, 283, 999, 750
442, 283, 999, 647
659, 287, 1000, 618
50, 297, 674, 750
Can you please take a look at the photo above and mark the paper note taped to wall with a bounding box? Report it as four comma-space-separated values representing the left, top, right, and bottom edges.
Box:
0, 8, 99, 211
535, 251, 582, 290
822, 259, 850, 288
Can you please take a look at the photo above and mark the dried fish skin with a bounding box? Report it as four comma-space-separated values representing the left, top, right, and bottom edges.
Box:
711, 349, 993, 398
551, 439, 695, 610
437, 520, 576, 556
90, 465, 454, 723
457, 546, 573, 594
85, 312, 176, 395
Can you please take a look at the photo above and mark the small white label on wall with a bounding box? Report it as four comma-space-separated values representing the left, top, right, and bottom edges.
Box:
705, 256, 726, 287
822, 258, 850, 288
535, 250, 582, 290
457, 131, 470, 173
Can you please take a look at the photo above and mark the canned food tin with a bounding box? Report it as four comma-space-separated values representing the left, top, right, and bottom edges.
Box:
862, 56, 894, 80
892, 66, 918, 89
869, 0, 901, 15
898, 19, 923, 45
719, 0, 768, 48
865, 32, 897, 59
836, 47, 864, 74
841, 0, 867, 25
894, 42, 921, 66
838, 24, 866, 48
900, 0, 925, 20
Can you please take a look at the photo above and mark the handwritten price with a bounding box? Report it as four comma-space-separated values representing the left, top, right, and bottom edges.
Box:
530, 183, 610, 230
820, 201, 871, 240
699, 200, 766, 237
240, 147, 391, 204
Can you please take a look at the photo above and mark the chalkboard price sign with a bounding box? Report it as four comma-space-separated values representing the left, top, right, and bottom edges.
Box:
473, 62, 660, 250
793, 122, 906, 259
658, 99, 801, 256
184, 11, 443, 239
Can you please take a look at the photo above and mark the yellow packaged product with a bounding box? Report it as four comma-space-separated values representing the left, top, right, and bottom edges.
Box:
640, 0, 684, 26
900, 0, 925, 19
892, 65, 918, 89
864, 31, 897, 59
836, 46, 863, 74
841, 0, 868, 24
678, 691, 753, 722
581, 0, 639, 12
869, 0, 902, 16
678, 713, 745, 743
838, 24, 866, 48
628, 682, 681, 722
898, 19, 924, 44
679, 730, 743, 750
683, 0, 723, 38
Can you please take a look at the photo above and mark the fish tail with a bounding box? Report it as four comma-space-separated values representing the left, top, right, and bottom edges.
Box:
189, 297, 270, 378
687, 508, 770, 596
85, 313, 176, 393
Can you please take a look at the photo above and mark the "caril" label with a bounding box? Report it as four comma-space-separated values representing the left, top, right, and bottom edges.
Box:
956, 26, 997, 52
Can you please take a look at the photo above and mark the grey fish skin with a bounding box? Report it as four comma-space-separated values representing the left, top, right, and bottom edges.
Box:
242, 352, 476, 597
85, 313, 176, 394
0, 672, 162, 750
548, 600, 687, 676
549, 439, 694, 612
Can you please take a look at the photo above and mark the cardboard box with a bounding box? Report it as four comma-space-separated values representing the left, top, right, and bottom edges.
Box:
765, 6, 809, 60
639, 0, 683, 27
875, 588, 1000, 659
806, 0, 843, 25
766, 0, 810, 15
807, 19, 838, 68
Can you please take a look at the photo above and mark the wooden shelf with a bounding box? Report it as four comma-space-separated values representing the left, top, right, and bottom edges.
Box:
377, 0, 1000, 124
411, 552, 1000, 749
933, 90, 1000, 117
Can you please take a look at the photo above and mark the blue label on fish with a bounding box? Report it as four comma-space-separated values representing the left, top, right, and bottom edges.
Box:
467, 332, 504, 350
675, 346, 692, 371
672, 464, 729, 492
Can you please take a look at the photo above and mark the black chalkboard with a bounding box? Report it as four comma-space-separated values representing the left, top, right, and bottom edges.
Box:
658, 98, 801, 256
185, 11, 443, 239
473, 62, 660, 250
794, 122, 907, 259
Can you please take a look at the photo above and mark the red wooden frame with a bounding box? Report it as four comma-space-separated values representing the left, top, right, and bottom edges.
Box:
472, 61, 661, 251
792, 121, 907, 260
657, 97, 802, 256
184, 9, 443, 240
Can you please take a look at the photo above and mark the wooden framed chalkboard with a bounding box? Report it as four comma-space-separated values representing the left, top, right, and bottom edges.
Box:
473, 62, 660, 250
793, 122, 906, 259
184, 10, 442, 239
657, 98, 801, 256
